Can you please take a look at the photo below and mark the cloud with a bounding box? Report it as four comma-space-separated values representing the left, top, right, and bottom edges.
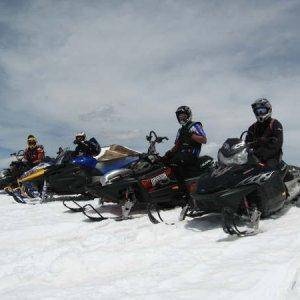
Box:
0, 0, 299, 167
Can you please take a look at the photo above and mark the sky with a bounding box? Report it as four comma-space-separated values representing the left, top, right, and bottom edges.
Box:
0, 0, 299, 168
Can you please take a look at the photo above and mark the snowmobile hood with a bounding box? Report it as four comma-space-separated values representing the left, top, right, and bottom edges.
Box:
18, 168, 46, 183
196, 164, 269, 194
72, 156, 98, 169
95, 156, 139, 175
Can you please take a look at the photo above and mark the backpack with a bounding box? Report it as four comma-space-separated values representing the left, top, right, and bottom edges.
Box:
88, 137, 101, 156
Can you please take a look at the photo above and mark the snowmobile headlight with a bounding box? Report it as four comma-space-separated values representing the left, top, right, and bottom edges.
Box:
218, 148, 248, 166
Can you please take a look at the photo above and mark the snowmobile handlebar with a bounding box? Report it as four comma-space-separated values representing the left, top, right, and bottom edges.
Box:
10, 150, 25, 161
146, 131, 168, 144
146, 131, 168, 156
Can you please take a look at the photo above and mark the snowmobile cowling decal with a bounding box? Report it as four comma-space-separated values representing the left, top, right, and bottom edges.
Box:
237, 171, 274, 186
150, 173, 169, 187
211, 166, 232, 178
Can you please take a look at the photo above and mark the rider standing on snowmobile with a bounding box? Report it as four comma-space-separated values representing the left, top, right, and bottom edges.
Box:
164, 106, 207, 197
73, 132, 101, 157
23, 135, 45, 167
246, 98, 283, 167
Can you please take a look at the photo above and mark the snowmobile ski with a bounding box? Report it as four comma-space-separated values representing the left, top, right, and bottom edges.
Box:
82, 203, 109, 221
147, 202, 176, 225
222, 207, 261, 237
63, 200, 85, 212
82, 203, 136, 222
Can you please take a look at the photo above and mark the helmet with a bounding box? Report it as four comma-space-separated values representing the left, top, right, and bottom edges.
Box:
27, 135, 37, 149
75, 132, 86, 142
176, 106, 192, 125
251, 98, 272, 123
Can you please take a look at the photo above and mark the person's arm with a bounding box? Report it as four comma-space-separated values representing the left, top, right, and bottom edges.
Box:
191, 134, 207, 144
259, 121, 283, 160
191, 123, 207, 144
245, 125, 255, 144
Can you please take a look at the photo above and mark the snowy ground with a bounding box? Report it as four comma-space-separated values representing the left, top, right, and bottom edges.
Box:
1, 190, 300, 300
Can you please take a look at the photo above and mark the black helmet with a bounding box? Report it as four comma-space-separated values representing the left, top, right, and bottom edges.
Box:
251, 98, 272, 123
176, 106, 192, 125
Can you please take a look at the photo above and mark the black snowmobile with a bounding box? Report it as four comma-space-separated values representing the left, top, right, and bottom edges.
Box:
0, 150, 29, 190
82, 131, 214, 222
180, 132, 300, 236
14, 145, 140, 206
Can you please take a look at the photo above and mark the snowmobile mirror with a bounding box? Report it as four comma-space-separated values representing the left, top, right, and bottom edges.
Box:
240, 131, 249, 140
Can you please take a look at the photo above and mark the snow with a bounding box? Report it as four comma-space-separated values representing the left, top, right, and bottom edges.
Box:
1, 189, 300, 299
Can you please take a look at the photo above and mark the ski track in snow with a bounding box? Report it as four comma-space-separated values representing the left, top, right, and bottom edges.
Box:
1, 192, 300, 299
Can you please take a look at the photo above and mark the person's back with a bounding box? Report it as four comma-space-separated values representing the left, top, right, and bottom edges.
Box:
245, 98, 283, 167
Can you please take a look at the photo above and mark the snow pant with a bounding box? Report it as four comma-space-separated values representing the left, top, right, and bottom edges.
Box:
168, 152, 198, 196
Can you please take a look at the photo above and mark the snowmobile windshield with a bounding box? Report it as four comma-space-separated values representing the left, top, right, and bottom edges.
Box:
0, 170, 8, 178
54, 148, 71, 165
218, 147, 248, 166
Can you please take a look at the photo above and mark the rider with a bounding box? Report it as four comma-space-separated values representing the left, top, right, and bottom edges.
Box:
24, 135, 45, 167
164, 106, 207, 198
245, 98, 283, 167
73, 132, 101, 157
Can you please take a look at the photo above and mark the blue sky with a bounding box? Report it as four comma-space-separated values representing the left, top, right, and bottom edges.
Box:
0, 0, 299, 167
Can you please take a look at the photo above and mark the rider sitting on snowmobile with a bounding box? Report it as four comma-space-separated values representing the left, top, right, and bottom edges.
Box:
245, 98, 283, 168
164, 106, 207, 198
73, 132, 101, 157
23, 135, 45, 167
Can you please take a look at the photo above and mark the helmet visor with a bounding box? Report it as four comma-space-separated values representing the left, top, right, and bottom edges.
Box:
177, 113, 189, 123
254, 107, 268, 116
28, 139, 37, 148
76, 135, 85, 142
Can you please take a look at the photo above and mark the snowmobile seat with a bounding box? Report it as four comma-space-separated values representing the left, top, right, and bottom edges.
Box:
98, 145, 139, 162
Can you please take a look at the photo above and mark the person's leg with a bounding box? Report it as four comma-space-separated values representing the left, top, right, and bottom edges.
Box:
169, 152, 196, 199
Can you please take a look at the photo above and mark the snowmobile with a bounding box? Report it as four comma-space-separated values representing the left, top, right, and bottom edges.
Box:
12, 146, 140, 206
82, 131, 214, 222
180, 132, 300, 236
0, 150, 29, 190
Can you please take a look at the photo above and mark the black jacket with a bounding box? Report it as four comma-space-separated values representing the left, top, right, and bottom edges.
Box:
74, 138, 101, 157
245, 118, 283, 163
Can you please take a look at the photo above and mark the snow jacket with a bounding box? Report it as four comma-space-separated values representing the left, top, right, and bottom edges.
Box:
24, 145, 45, 166
74, 137, 101, 157
245, 118, 283, 163
175, 121, 206, 157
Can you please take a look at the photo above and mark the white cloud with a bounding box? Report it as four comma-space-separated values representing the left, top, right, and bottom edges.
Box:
0, 0, 299, 167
